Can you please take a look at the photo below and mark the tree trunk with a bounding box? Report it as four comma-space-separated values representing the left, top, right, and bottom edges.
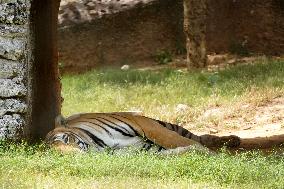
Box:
29, 0, 62, 141
183, 0, 207, 69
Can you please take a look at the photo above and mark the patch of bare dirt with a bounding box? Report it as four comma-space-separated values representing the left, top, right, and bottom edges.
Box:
196, 96, 284, 137
139, 55, 284, 149
185, 96, 284, 149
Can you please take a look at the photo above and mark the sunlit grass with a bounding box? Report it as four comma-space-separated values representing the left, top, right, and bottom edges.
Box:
1, 59, 283, 188
1, 143, 284, 188
62, 58, 284, 127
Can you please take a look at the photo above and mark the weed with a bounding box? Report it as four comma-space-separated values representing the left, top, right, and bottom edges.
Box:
229, 40, 250, 56
155, 50, 173, 64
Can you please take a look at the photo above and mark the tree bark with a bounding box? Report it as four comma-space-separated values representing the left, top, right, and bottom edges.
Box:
28, 0, 62, 141
183, 0, 207, 69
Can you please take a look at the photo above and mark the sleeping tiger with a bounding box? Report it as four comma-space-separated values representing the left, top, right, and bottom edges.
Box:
45, 112, 240, 155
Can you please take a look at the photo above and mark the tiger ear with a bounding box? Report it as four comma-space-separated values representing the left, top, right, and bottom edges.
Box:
55, 115, 67, 128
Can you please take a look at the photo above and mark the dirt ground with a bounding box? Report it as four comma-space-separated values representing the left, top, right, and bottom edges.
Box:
198, 56, 283, 140
193, 96, 284, 141
196, 56, 283, 149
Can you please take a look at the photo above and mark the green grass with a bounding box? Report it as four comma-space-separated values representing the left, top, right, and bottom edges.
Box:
62, 58, 284, 126
1, 143, 284, 188
1, 58, 283, 188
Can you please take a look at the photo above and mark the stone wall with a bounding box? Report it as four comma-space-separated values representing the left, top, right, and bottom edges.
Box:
0, 0, 30, 139
0, 0, 61, 141
58, 0, 284, 71
59, 0, 156, 27
206, 0, 284, 55
58, 0, 184, 71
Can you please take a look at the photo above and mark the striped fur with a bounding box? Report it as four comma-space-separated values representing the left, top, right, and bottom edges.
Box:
46, 112, 240, 154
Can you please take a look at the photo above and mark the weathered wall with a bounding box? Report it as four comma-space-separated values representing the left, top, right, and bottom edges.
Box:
58, 0, 284, 71
59, 0, 157, 27
0, 0, 30, 139
58, 0, 184, 71
207, 0, 284, 55
0, 0, 61, 141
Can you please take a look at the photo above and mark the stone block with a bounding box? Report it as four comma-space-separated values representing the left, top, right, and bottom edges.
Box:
0, 24, 27, 37
0, 114, 24, 139
0, 59, 24, 79
0, 0, 18, 3
0, 79, 27, 97
0, 0, 29, 25
0, 99, 27, 116
0, 36, 25, 61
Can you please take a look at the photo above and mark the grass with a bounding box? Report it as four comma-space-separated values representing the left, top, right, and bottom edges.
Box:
62, 57, 284, 128
1, 142, 284, 188
1, 58, 283, 188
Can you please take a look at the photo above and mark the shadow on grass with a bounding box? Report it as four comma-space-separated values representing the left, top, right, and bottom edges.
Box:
62, 59, 283, 96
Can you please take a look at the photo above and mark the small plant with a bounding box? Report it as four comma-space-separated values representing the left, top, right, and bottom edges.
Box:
208, 72, 219, 87
155, 50, 172, 64
175, 41, 187, 55
58, 62, 65, 70
229, 40, 250, 56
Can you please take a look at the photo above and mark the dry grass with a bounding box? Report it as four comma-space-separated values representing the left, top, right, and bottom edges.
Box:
61, 57, 284, 133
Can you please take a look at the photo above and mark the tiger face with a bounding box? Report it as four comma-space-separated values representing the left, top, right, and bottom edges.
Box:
45, 127, 90, 153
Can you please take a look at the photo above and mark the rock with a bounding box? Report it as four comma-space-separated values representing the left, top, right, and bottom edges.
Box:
0, 1, 29, 25
0, 59, 24, 79
59, 0, 156, 27
121, 64, 130, 70
203, 108, 224, 119
0, 114, 24, 139
0, 37, 25, 61
0, 24, 27, 37
175, 104, 189, 113
207, 54, 230, 65
0, 99, 27, 116
209, 128, 218, 134
0, 79, 27, 97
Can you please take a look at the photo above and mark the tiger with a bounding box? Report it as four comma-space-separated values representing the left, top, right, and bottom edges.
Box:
45, 112, 240, 155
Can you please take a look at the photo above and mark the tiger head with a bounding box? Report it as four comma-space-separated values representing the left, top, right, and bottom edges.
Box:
45, 127, 90, 153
